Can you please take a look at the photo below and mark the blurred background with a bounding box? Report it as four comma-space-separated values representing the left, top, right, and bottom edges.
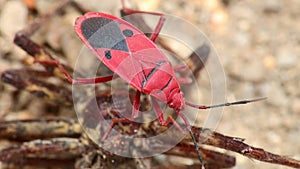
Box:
0, 0, 299, 168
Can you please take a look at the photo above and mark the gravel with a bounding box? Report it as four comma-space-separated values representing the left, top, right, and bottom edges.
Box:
0, 0, 299, 168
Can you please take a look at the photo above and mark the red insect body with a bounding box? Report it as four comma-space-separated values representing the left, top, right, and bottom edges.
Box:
75, 12, 183, 109
73, 10, 208, 165
71, 7, 263, 167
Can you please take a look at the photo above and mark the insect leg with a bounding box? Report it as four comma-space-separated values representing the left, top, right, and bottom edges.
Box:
173, 64, 189, 72
151, 97, 205, 167
175, 111, 205, 168
13, 5, 75, 75
185, 44, 210, 78
34, 59, 113, 85
101, 91, 144, 141
173, 44, 211, 86
101, 117, 133, 141
151, 97, 183, 132
13, 1, 104, 85
120, 0, 165, 42
16, 29, 113, 85
176, 77, 193, 85
173, 64, 193, 85
131, 90, 141, 118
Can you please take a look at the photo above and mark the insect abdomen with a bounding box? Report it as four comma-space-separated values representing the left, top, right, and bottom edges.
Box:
141, 62, 180, 103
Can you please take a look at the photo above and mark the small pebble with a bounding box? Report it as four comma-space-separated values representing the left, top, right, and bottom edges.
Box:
36, 0, 57, 14
0, 0, 28, 59
75, 0, 119, 14
0, 0, 27, 40
0, 0, 6, 9
276, 47, 297, 68
237, 19, 251, 32
229, 56, 266, 82
292, 99, 300, 114
137, 0, 160, 11
234, 32, 251, 47
263, 55, 276, 70
261, 82, 288, 107
263, 0, 282, 14
46, 17, 65, 50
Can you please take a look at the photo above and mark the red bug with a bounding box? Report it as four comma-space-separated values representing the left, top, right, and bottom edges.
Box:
73, 9, 211, 163
39, 1, 264, 167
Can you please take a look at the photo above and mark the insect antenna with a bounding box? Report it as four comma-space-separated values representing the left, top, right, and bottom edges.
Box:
183, 97, 266, 168
185, 97, 267, 109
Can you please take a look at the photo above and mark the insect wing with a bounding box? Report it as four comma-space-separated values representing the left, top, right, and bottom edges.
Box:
74, 12, 175, 94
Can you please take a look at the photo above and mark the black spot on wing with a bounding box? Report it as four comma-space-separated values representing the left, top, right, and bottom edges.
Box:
81, 17, 128, 52
122, 29, 133, 37
104, 50, 112, 59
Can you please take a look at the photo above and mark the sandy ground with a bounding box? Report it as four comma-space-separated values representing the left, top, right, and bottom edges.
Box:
0, 0, 299, 168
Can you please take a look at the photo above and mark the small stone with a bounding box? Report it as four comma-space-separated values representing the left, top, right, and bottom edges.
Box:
211, 8, 228, 28
0, 37, 11, 56
263, 55, 276, 70
237, 19, 251, 32
75, 0, 119, 14
263, 0, 282, 14
46, 17, 65, 50
267, 132, 281, 144
256, 30, 270, 44
0, 0, 28, 59
161, 0, 177, 13
260, 82, 288, 107
292, 99, 300, 114
234, 32, 251, 47
0, 0, 5, 9
36, 0, 57, 14
137, 0, 160, 11
276, 47, 297, 68
237, 82, 255, 98
22, 0, 36, 9
0, 0, 27, 40
0, 90, 12, 116
61, 32, 81, 66
229, 56, 266, 82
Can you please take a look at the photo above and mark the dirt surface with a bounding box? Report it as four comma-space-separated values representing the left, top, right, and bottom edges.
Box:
0, 0, 299, 168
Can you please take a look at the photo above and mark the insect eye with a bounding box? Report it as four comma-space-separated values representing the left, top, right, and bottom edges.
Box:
104, 50, 112, 59
122, 29, 133, 37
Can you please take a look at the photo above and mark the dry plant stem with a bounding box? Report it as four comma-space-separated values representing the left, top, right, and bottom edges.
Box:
14, 0, 70, 56
0, 118, 81, 141
1, 158, 75, 169
0, 119, 134, 168
0, 137, 130, 168
0, 138, 86, 161
0, 118, 234, 168
190, 127, 300, 168
13, 0, 75, 74
167, 143, 235, 168
1, 91, 300, 168
1, 69, 73, 105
